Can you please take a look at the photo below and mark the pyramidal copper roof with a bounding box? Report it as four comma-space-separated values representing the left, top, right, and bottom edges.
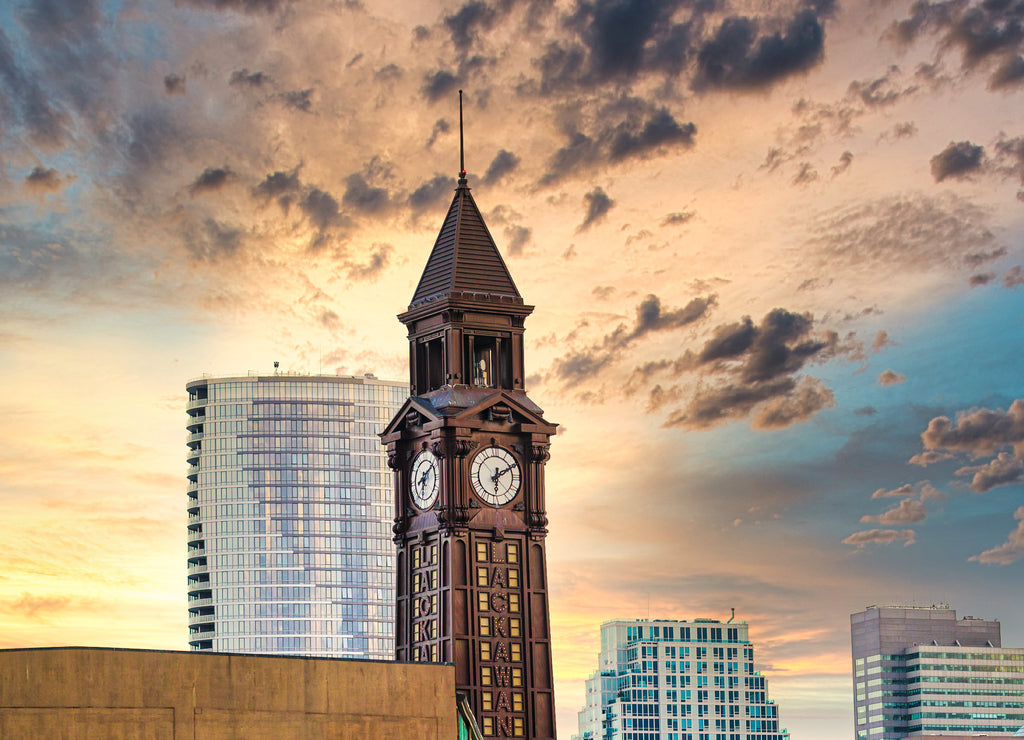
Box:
408, 178, 522, 309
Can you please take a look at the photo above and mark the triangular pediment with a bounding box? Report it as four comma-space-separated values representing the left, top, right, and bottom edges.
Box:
409, 183, 522, 309
449, 390, 555, 431
379, 396, 441, 439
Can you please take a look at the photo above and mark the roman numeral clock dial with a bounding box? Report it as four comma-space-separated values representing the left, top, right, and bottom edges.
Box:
470, 446, 521, 507
410, 449, 440, 510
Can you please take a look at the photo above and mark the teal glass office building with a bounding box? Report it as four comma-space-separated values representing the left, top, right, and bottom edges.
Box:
573, 618, 790, 740
185, 373, 406, 658
852, 605, 1024, 738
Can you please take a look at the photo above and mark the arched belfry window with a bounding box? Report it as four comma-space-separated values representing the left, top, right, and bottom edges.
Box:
465, 332, 511, 389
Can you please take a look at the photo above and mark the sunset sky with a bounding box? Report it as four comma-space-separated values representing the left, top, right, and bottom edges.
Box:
2, 0, 1024, 736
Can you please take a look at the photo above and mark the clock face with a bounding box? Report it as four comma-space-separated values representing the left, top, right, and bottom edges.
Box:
470, 446, 521, 507
410, 450, 440, 510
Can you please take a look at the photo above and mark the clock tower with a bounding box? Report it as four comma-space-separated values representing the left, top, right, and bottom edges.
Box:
381, 161, 557, 739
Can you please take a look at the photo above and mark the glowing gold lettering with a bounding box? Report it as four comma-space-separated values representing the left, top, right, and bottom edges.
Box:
496, 691, 512, 712
495, 641, 509, 662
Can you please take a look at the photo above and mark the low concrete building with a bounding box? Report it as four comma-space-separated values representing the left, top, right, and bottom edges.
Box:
0, 646, 458, 739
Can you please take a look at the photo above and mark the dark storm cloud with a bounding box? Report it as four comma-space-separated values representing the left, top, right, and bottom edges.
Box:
647, 308, 853, 430
184, 218, 243, 262
229, 69, 269, 87
422, 70, 459, 102
342, 173, 390, 215
24, 166, 64, 193
164, 74, 186, 95
698, 309, 838, 384
484, 150, 520, 183
253, 167, 303, 211
254, 168, 302, 199
955, 452, 1024, 493
662, 211, 694, 226
530, 2, 830, 97
278, 89, 314, 112
347, 243, 393, 281
888, 121, 919, 140
445, 1, 496, 51
300, 188, 344, 230
931, 140, 985, 181
177, 0, 290, 13
504, 224, 531, 255
375, 64, 402, 82
426, 119, 450, 148
550, 294, 717, 386
543, 132, 601, 182
664, 376, 798, 429
567, 0, 691, 81
578, 187, 614, 231
831, 151, 853, 177
919, 399, 1024, 459
963, 247, 1007, 267
608, 108, 696, 161
409, 174, 452, 212
750, 376, 835, 430
890, 1, 1024, 88
842, 529, 916, 547
542, 102, 696, 184
189, 167, 233, 195
123, 108, 182, 170
847, 67, 917, 106
692, 10, 825, 91
990, 53, 1024, 87
792, 162, 818, 185
993, 135, 1024, 182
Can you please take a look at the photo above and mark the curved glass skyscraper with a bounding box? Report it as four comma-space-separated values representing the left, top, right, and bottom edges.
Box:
185, 373, 406, 659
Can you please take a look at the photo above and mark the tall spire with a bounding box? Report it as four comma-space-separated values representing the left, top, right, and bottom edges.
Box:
458, 89, 467, 186
405, 89, 523, 310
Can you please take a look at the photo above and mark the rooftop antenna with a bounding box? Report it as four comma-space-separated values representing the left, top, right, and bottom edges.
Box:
728, 607, 735, 624
458, 89, 467, 185
273, 361, 280, 375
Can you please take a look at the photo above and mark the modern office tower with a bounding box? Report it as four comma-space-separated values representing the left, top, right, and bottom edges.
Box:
185, 373, 406, 658
851, 604, 1024, 738
573, 618, 790, 740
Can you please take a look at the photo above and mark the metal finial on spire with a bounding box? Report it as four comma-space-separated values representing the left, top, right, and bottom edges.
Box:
458, 89, 467, 185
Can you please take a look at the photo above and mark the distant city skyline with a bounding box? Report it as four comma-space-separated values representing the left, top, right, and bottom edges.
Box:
574, 618, 790, 740
851, 604, 1024, 739
2, 1, 1024, 738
